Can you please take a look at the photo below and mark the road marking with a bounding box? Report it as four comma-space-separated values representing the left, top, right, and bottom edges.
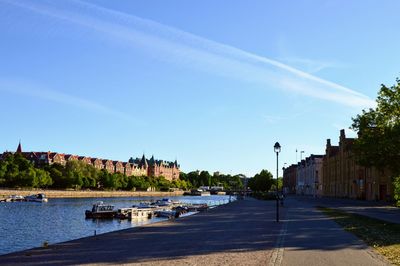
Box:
269, 217, 289, 266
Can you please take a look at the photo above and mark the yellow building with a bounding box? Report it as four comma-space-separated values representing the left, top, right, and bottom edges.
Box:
322, 129, 393, 201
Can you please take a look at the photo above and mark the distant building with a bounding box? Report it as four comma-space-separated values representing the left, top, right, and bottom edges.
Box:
304, 155, 323, 196
0, 143, 180, 180
129, 154, 180, 181
283, 164, 297, 194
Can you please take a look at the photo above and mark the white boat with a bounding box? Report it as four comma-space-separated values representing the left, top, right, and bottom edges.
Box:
85, 201, 116, 219
25, 193, 48, 203
4, 195, 25, 202
130, 208, 154, 220
116, 207, 154, 220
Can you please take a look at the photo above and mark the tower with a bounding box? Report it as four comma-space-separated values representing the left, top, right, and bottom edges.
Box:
16, 141, 22, 153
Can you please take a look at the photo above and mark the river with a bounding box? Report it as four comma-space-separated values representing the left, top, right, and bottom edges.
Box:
0, 195, 233, 255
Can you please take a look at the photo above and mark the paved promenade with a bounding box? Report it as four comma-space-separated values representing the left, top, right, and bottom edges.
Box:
279, 197, 389, 266
293, 195, 400, 224
0, 197, 392, 265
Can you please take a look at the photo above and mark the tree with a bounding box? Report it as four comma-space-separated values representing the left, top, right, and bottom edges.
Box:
46, 163, 66, 188
248, 169, 274, 192
352, 78, 400, 174
271, 177, 283, 191
199, 171, 211, 187
34, 168, 53, 188
186, 171, 200, 188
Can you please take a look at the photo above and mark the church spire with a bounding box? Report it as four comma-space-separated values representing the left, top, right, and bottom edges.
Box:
16, 141, 22, 153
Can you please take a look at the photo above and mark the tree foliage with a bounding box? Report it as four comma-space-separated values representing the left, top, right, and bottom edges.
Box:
0, 153, 52, 188
179, 171, 243, 190
248, 169, 274, 192
351, 78, 400, 174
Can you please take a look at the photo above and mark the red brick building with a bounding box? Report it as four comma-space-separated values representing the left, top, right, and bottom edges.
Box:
129, 155, 180, 181
283, 164, 297, 194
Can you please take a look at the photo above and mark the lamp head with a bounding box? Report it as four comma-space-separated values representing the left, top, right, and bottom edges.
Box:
274, 142, 281, 153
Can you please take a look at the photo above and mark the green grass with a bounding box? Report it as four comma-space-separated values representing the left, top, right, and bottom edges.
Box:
318, 206, 400, 265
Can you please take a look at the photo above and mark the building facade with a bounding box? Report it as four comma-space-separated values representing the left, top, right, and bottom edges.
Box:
322, 129, 393, 201
129, 155, 180, 181
304, 155, 323, 197
283, 164, 297, 194
1, 143, 180, 181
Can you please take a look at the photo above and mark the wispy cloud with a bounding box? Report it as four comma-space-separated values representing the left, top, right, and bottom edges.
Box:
278, 57, 347, 74
1, 0, 376, 108
0, 79, 134, 121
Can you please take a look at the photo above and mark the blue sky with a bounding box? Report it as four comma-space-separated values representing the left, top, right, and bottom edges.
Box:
1, 0, 399, 177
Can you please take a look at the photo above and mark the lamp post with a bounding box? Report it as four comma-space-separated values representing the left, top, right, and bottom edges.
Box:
274, 142, 281, 222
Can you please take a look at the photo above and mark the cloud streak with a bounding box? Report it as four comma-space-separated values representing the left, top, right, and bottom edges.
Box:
1, 0, 376, 108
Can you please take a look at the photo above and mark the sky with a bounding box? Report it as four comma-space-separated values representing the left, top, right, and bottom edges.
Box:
0, 0, 399, 177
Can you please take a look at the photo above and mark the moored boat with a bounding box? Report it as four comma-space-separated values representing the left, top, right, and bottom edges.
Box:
116, 207, 154, 220
25, 193, 48, 202
3, 195, 26, 202
85, 201, 117, 219
155, 210, 177, 219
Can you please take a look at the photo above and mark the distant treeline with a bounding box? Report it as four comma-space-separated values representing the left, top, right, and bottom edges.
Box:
179, 171, 243, 190
0, 153, 244, 191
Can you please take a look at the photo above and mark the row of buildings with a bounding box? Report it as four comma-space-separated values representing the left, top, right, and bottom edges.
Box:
1, 143, 180, 181
283, 129, 393, 201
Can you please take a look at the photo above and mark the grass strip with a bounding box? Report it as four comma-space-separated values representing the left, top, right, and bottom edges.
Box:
317, 206, 400, 265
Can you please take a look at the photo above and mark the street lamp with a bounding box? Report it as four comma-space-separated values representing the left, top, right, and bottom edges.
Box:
274, 142, 281, 222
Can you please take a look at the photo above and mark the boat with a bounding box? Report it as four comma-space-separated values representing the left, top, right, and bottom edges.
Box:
151, 198, 174, 207
183, 189, 211, 196
155, 210, 178, 219
3, 195, 25, 202
130, 208, 154, 220
25, 193, 48, 202
116, 207, 154, 220
85, 201, 117, 219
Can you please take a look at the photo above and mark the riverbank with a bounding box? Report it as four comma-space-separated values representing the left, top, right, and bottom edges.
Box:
0, 189, 184, 199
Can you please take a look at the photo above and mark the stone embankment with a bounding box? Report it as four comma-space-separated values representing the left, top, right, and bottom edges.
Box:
0, 189, 184, 199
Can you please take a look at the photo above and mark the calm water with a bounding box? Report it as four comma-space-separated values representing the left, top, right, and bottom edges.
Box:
0, 195, 233, 255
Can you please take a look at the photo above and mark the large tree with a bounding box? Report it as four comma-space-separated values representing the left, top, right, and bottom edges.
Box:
248, 169, 274, 192
351, 78, 400, 174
